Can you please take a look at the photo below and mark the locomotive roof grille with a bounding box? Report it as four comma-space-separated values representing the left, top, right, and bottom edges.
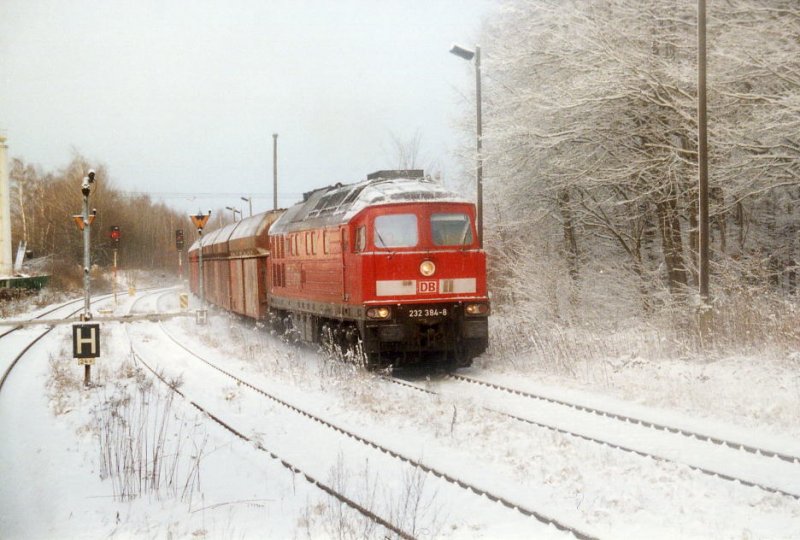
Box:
366, 169, 424, 180
269, 172, 469, 235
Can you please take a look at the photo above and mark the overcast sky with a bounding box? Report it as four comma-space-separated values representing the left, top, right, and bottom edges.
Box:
0, 0, 493, 216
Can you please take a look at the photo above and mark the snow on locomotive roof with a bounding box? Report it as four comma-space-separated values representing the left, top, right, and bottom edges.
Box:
270, 173, 467, 234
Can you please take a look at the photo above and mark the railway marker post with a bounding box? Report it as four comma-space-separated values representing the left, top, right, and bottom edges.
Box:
73, 324, 100, 374
189, 211, 211, 325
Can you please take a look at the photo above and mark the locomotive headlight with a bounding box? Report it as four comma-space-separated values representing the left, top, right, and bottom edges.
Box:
465, 303, 490, 316
367, 307, 391, 319
419, 260, 436, 277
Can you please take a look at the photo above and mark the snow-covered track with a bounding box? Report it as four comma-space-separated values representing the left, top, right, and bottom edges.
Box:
0, 300, 105, 393
386, 374, 800, 501
449, 373, 800, 465
1, 287, 169, 393
0, 292, 114, 337
125, 335, 416, 540
152, 321, 598, 540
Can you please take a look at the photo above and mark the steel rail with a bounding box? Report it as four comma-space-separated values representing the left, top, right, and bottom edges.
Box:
154, 322, 598, 540
384, 376, 800, 501
0, 287, 169, 394
124, 326, 415, 540
449, 373, 800, 465
0, 292, 113, 337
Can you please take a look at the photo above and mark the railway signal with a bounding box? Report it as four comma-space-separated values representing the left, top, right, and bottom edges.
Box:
176, 229, 185, 280
73, 169, 98, 386
189, 211, 211, 324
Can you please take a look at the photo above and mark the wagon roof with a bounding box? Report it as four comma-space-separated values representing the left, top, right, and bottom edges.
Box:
269, 174, 468, 235
188, 210, 284, 256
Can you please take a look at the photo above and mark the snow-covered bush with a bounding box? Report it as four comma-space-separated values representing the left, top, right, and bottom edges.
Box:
89, 364, 207, 503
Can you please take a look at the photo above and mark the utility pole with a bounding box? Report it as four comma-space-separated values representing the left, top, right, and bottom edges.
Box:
475, 45, 483, 248
697, 0, 711, 338
273, 133, 278, 210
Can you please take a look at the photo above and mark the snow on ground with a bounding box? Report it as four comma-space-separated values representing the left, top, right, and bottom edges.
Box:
1, 283, 799, 538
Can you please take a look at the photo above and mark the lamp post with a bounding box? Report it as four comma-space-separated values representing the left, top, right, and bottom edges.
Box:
241, 196, 253, 217
225, 206, 241, 222
450, 43, 483, 248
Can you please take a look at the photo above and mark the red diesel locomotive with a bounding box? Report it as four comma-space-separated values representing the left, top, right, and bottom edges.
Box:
188, 170, 489, 367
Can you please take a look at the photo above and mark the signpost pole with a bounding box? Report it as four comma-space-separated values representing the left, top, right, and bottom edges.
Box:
113, 248, 118, 306
175, 229, 185, 282
189, 212, 210, 324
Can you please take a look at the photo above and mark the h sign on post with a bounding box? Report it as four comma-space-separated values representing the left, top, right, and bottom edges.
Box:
73, 324, 100, 365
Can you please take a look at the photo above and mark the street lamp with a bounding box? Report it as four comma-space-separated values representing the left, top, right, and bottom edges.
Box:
241, 196, 253, 217
225, 206, 241, 222
450, 43, 483, 247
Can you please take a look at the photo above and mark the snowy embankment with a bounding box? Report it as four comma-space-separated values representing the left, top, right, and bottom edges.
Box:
1, 286, 799, 538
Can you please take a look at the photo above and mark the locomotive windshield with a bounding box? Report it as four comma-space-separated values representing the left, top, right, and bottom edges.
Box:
374, 214, 418, 248
431, 213, 473, 246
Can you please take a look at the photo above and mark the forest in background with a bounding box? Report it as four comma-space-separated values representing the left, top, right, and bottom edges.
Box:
471, 0, 799, 360
7, 155, 226, 290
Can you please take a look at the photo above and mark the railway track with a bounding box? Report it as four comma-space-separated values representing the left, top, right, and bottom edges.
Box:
0, 293, 107, 338
0, 292, 118, 392
0, 287, 168, 393
127, 291, 597, 539
385, 373, 800, 501
450, 373, 800, 465
126, 292, 417, 540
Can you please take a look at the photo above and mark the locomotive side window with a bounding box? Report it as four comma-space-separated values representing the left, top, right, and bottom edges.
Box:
355, 226, 366, 252
374, 214, 418, 248
431, 213, 473, 246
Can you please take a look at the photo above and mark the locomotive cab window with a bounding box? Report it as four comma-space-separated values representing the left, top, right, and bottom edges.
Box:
431, 213, 473, 246
374, 214, 418, 248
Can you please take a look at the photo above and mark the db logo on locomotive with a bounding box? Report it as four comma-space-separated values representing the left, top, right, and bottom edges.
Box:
418, 280, 438, 294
